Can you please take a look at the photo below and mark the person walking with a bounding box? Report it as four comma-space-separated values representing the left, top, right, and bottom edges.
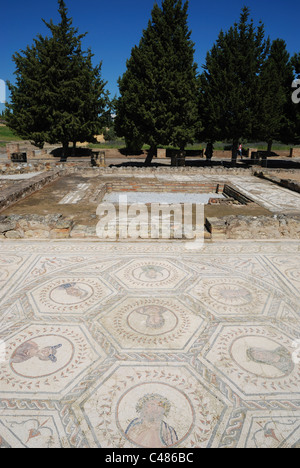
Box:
238, 143, 243, 158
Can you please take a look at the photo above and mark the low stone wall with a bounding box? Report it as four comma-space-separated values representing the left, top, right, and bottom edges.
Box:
106, 181, 225, 194
0, 162, 51, 175
255, 171, 300, 194
206, 214, 300, 240
90, 165, 254, 176
0, 169, 64, 212
0, 214, 74, 239
0, 161, 86, 175
3, 213, 299, 240
223, 185, 255, 204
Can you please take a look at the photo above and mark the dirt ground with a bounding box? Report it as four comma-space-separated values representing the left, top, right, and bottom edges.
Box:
272, 171, 300, 182
2, 174, 272, 227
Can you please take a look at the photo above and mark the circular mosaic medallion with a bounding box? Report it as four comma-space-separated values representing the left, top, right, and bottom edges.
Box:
49, 282, 94, 305
208, 283, 253, 307
29, 277, 113, 315
84, 366, 224, 448
131, 265, 171, 283
189, 277, 269, 316
114, 259, 188, 290
9, 334, 74, 379
116, 382, 195, 448
127, 305, 179, 337
99, 298, 203, 350
230, 336, 294, 379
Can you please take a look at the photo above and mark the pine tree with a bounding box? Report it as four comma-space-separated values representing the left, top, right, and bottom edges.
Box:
287, 53, 300, 145
6, 37, 52, 149
6, 0, 109, 158
200, 7, 269, 163
115, 0, 199, 165
256, 39, 294, 154
276, 53, 300, 146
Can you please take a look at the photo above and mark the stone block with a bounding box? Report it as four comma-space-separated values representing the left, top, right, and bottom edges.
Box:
290, 148, 300, 158
0, 218, 17, 233
85, 226, 97, 237
70, 225, 87, 238
205, 217, 227, 239
24, 229, 50, 239
5, 230, 24, 239
6, 143, 20, 157
50, 228, 71, 239
27, 150, 36, 159
55, 217, 74, 230
157, 148, 167, 159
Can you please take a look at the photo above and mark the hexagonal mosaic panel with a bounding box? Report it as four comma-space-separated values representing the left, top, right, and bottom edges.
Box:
112, 259, 191, 291
203, 324, 300, 399
188, 276, 271, 317
27, 276, 115, 316
80, 364, 227, 448
98, 297, 205, 351
0, 323, 106, 398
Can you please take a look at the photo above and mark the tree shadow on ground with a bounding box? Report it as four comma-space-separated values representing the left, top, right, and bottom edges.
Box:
50, 147, 93, 158
109, 161, 168, 168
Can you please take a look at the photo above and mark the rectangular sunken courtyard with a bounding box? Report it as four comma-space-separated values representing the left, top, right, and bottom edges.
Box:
0, 171, 272, 240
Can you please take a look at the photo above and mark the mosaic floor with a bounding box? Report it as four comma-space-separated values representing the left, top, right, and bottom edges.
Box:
0, 240, 299, 448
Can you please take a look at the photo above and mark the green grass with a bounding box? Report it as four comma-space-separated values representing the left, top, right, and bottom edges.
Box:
88, 140, 125, 150
89, 141, 299, 152
0, 126, 23, 143
1, 125, 298, 152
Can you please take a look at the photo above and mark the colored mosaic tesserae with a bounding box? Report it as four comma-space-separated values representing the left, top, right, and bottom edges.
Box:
1, 0, 300, 451
0, 241, 300, 448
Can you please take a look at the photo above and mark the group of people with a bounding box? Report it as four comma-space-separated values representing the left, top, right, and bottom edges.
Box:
204, 142, 243, 163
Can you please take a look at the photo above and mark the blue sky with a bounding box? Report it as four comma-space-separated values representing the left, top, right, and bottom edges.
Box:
1, 0, 299, 111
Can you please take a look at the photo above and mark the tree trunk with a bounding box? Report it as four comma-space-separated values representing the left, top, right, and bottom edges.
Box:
232, 139, 238, 166
267, 140, 273, 156
61, 142, 69, 162
177, 148, 186, 167
145, 145, 156, 166
72, 141, 77, 157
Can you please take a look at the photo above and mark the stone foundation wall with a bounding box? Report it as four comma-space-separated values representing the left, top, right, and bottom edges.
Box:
89, 166, 254, 176
106, 181, 225, 194
0, 169, 64, 212
0, 161, 86, 175
206, 215, 300, 240
255, 171, 300, 194
2, 213, 300, 240
0, 214, 74, 239
223, 184, 255, 204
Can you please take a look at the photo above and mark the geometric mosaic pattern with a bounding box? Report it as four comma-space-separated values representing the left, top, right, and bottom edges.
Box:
0, 240, 299, 448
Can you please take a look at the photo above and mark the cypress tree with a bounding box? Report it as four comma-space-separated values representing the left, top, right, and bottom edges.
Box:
115, 0, 199, 166
200, 7, 269, 163
256, 39, 294, 154
286, 53, 300, 145
6, 37, 52, 149
6, 0, 109, 158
